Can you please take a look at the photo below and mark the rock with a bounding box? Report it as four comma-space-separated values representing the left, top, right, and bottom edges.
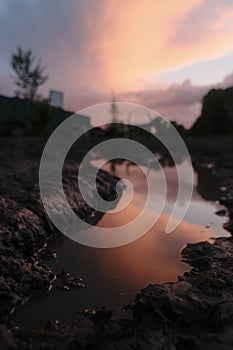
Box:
223, 221, 233, 234
56, 271, 85, 291
209, 278, 226, 288
215, 209, 227, 217
0, 325, 17, 350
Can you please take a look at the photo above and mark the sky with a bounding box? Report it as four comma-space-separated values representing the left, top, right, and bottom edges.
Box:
1, 0, 233, 127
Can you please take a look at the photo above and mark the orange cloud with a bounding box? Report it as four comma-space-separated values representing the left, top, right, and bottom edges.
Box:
80, 0, 233, 92
1, 0, 233, 104
88, 0, 201, 90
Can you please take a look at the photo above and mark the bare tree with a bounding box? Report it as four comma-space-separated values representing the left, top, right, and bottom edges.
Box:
11, 47, 48, 100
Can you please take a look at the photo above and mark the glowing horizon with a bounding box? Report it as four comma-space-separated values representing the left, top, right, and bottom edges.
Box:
1, 0, 233, 125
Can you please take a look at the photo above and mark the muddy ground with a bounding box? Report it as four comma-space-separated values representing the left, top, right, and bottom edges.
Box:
0, 136, 233, 350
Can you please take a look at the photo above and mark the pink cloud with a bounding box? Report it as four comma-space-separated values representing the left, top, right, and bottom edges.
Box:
1, 0, 233, 127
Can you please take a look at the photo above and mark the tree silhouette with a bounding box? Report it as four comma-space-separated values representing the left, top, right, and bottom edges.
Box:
110, 93, 119, 122
11, 47, 48, 101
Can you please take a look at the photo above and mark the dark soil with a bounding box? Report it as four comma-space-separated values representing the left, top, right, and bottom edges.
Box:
1, 136, 233, 350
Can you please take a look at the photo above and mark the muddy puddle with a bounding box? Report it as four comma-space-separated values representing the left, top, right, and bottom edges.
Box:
12, 160, 229, 328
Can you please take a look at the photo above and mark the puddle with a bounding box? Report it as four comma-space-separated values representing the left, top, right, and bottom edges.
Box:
12, 161, 229, 328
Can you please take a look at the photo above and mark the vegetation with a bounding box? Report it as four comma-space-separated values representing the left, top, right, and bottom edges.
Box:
191, 87, 233, 135
11, 47, 48, 101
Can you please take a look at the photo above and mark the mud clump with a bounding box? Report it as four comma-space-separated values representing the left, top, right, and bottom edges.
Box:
0, 137, 121, 325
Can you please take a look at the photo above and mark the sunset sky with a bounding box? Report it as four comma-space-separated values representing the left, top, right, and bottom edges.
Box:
1, 0, 233, 126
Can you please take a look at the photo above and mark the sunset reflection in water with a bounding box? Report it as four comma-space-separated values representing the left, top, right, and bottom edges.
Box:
12, 161, 228, 327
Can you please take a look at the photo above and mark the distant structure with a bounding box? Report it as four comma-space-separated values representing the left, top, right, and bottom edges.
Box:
49, 90, 63, 108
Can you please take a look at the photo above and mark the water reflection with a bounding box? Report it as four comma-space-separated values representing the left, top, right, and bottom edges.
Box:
12, 160, 228, 328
